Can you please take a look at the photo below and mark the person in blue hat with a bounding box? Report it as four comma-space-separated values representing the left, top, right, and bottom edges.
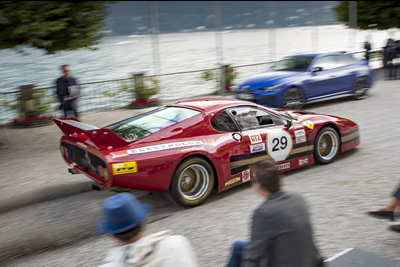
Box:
97, 193, 198, 267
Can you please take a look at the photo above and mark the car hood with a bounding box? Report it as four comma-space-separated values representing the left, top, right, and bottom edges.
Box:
237, 71, 306, 88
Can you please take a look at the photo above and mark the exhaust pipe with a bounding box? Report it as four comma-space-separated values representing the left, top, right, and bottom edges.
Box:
68, 168, 80, 175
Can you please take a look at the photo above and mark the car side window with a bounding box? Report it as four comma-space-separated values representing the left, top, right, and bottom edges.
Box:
313, 56, 337, 71
228, 106, 279, 130
337, 54, 358, 67
211, 111, 240, 132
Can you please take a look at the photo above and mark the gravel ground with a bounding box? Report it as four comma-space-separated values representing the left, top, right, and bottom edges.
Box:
2, 76, 400, 267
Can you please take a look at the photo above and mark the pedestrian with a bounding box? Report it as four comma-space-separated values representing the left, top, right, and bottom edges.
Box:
55, 64, 80, 119
97, 192, 198, 267
367, 184, 400, 233
364, 41, 371, 62
226, 159, 325, 267
383, 39, 397, 80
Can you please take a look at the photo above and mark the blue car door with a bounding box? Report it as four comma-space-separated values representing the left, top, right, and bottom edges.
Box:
304, 55, 344, 99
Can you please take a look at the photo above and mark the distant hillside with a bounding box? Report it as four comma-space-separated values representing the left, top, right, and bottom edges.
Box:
104, 1, 340, 36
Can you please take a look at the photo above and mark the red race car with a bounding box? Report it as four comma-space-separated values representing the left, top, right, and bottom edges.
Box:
54, 97, 360, 207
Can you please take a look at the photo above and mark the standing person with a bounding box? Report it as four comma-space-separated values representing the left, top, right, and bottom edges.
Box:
56, 64, 80, 118
364, 41, 371, 62
97, 192, 198, 267
384, 39, 397, 80
226, 159, 324, 267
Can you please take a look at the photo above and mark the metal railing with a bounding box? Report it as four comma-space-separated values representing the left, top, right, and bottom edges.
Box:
0, 50, 383, 125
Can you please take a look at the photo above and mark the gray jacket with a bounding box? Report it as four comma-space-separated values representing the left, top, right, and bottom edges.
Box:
242, 191, 324, 267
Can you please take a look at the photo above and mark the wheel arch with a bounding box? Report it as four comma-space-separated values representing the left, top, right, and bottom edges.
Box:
169, 154, 219, 191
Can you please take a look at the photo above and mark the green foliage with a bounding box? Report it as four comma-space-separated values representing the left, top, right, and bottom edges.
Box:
0, 1, 115, 54
135, 77, 159, 101
333, 1, 400, 30
200, 66, 238, 91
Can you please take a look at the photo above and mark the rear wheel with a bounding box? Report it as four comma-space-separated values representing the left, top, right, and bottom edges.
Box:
170, 157, 215, 207
314, 127, 340, 164
351, 77, 369, 100
283, 87, 304, 110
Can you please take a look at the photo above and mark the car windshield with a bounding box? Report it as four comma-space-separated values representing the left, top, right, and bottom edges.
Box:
106, 107, 201, 142
270, 56, 315, 72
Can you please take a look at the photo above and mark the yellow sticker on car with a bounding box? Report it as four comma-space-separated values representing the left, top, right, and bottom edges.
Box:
225, 177, 241, 187
303, 120, 314, 129
112, 161, 138, 175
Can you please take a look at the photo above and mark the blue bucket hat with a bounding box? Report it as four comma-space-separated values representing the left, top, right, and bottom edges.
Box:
97, 193, 150, 234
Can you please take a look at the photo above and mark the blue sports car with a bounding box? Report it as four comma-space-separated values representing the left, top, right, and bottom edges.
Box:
233, 52, 374, 110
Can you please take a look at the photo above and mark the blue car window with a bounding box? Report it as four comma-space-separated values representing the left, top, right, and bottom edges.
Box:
313, 56, 338, 71
271, 56, 315, 72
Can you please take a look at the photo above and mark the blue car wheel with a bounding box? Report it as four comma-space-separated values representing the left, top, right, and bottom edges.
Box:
352, 77, 369, 100
283, 87, 304, 110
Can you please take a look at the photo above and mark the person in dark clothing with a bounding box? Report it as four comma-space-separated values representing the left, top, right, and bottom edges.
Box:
226, 159, 324, 267
368, 185, 400, 233
364, 41, 371, 62
55, 65, 80, 118
384, 39, 397, 80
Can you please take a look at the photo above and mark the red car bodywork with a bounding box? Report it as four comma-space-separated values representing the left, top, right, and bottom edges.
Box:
55, 98, 359, 200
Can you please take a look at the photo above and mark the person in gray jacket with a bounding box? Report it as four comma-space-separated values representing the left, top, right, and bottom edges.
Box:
227, 159, 324, 267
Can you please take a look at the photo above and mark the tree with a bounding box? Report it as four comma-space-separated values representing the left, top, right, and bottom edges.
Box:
0, 1, 114, 54
333, 1, 400, 30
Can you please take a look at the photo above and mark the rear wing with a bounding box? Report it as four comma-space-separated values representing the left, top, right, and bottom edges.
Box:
54, 118, 130, 149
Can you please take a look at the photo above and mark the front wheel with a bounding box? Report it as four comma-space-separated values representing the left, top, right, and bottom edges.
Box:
351, 77, 369, 100
283, 87, 304, 110
170, 157, 215, 207
314, 127, 340, 164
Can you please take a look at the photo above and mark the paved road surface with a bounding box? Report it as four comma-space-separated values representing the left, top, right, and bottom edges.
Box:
1, 77, 400, 266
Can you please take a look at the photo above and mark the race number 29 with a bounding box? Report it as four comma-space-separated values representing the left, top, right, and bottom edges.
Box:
267, 129, 293, 161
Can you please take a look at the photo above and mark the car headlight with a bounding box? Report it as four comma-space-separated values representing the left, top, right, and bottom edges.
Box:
259, 85, 283, 92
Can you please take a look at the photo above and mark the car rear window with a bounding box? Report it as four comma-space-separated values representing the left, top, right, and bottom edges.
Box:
106, 107, 201, 142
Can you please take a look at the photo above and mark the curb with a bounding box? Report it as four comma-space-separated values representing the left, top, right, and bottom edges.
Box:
0, 181, 94, 214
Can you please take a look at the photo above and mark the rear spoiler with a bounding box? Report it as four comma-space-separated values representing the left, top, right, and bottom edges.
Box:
54, 118, 130, 149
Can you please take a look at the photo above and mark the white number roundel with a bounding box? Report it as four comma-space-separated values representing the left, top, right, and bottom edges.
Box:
266, 129, 293, 161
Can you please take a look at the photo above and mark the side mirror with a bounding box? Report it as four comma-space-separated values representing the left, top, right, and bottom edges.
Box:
311, 66, 322, 73
284, 120, 292, 128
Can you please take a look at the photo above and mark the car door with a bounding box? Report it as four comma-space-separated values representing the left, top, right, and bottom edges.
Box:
227, 106, 304, 172
305, 55, 344, 98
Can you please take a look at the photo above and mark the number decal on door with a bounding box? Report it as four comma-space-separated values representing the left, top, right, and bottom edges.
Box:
267, 129, 293, 161
272, 136, 288, 151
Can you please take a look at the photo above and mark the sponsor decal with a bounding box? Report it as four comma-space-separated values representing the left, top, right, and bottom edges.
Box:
203, 140, 214, 145
266, 129, 293, 161
127, 140, 204, 155
110, 151, 129, 158
302, 120, 314, 130
232, 133, 242, 142
249, 133, 262, 144
277, 162, 290, 170
70, 162, 77, 167
250, 143, 266, 153
242, 170, 251, 183
295, 129, 306, 144
112, 161, 138, 175
225, 177, 241, 186
299, 157, 309, 166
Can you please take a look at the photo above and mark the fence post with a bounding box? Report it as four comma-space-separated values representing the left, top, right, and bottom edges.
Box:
219, 64, 230, 96
19, 84, 36, 118
133, 72, 145, 100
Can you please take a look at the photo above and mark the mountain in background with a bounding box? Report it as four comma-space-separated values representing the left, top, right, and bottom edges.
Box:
104, 1, 340, 36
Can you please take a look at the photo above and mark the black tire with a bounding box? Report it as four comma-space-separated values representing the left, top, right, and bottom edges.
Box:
314, 127, 340, 164
351, 77, 369, 100
283, 87, 304, 110
170, 157, 215, 207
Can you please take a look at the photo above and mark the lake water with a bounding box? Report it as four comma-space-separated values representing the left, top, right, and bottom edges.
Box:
0, 24, 396, 92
